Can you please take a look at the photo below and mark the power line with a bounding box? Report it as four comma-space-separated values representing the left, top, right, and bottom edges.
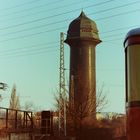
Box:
0, 34, 124, 59
104, 37, 124, 42
0, 17, 69, 32
0, 0, 115, 31
0, 0, 139, 39
0, 0, 69, 18
0, 49, 59, 62
0, 0, 138, 54
0, 0, 66, 14
96, 7, 140, 21
100, 24, 140, 34
0, 2, 78, 23
0, 45, 57, 57
0, 36, 124, 63
0, 0, 83, 20
0, 0, 140, 38
0, 41, 58, 54
0, 24, 133, 44
0, 6, 139, 44
0, 41, 60, 60
0, 0, 134, 36
88, 0, 140, 17
0, 27, 66, 43
0, 46, 59, 60
0, 0, 42, 11
102, 32, 125, 39
0, 8, 136, 41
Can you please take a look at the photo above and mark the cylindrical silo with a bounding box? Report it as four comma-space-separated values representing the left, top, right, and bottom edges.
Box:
65, 12, 101, 118
124, 28, 140, 140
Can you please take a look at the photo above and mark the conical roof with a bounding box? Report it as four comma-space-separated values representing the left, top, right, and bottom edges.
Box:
65, 11, 101, 41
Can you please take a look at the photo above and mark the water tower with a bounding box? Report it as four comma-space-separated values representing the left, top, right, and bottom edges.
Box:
65, 12, 101, 118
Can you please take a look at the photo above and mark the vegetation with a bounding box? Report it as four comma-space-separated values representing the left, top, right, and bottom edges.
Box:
0, 84, 126, 140
9, 84, 20, 110
53, 85, 126, 140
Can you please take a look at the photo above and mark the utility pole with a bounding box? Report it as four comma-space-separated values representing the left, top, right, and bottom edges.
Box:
59, 32, 66, 136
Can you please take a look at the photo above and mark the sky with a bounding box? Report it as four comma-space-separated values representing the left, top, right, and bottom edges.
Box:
0, 0, 140, 113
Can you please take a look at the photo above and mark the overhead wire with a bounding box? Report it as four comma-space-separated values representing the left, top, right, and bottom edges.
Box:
88, 0, 140, 18
0, 5, 140, 43
0, 0, 139, 41
102, 32, 126, 39
100, 24, 140, 34
3, 40, 123, 59
0, 48, 59, 61
0, 0, 84, 19
0, 1, 126, 109
104, 37, 124, 42
0, 0, 139, 59
0, 0, 42, 11
0, 0, 139, 37
0, 46, 59, 57
0, 41, 58, 53
0, 36, 123, 59
0, 40, 59, 59
0, 0, 115, 31
0, 0, 66, 19
0, 42, 60, 58
0, 2, 138, 45
1, 0, 139, 31
0, 27, 66, 43
96, 7, 140, 21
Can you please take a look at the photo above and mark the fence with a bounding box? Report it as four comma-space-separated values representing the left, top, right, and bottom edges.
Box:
0, 107, 33, 133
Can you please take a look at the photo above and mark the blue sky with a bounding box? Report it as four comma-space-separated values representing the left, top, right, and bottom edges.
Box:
0, 0, 140, 113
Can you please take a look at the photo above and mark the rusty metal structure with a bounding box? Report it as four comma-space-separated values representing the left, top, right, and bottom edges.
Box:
0, 107, 55, 139
0, 107, 33, 132
65, 11, 101, 118
41, 111, 53, 135
124, 28, 140, 140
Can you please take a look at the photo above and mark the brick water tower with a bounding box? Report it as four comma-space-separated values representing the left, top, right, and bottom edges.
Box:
65, 11, 101, 118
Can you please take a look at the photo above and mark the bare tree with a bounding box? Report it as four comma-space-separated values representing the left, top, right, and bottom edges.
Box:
9, 85, 20, 110
24, 101, 34, 111
53, 84, 108, 137
8, 85, 21, 128
96, 84, 108, 112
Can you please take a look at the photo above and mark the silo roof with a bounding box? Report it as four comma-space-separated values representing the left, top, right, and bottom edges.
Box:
124, 27, 140, 47
125, 28, 140, 39
66, 11, 101, 41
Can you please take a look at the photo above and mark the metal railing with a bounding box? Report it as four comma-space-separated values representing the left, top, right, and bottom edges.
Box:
0, 107, 33, 133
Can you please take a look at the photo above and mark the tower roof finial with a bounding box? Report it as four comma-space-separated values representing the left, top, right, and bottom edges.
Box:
79, 10, 86, 17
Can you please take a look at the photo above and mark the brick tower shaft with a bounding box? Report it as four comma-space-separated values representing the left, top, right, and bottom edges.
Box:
65, 11, 101, 118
